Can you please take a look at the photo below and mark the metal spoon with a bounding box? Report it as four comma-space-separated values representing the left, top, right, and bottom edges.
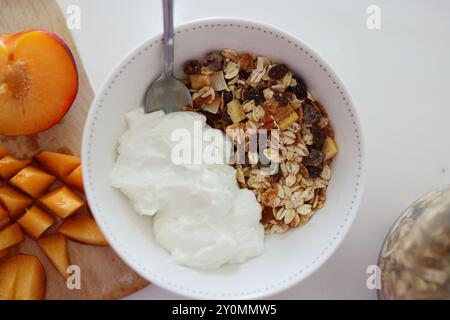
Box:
144, 0, 192, 113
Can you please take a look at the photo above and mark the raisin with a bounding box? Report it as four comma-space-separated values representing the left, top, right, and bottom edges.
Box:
222, 91, 233, 104
307, 165, 323, 178
261, 206, 274, 223
290, 84, 307, 99
239, 69, 250, 79
310, 126, 326, 149
288, 74, 308, 98
302, 148, 324, 167
303, 103, 321, 125
255, 81, 268, 91
274, 93, 289, 107
205, 51, 225, 71
244, 88, 264, 104
293, 74, 307, 89
199, 110, 221, 128
183, 60, 201, 75
268, 64, 289, 79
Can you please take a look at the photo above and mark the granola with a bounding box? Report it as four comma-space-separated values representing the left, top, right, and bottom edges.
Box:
181, 49, 338, 234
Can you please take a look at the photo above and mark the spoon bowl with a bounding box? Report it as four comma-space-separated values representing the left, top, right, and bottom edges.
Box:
144, 0, 192, 113
144, 75, 192, 113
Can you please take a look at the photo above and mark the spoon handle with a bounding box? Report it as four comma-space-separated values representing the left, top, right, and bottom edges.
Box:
162, 0, 174, 75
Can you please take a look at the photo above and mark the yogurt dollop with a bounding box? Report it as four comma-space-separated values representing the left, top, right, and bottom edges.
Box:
110, 109, 264, 269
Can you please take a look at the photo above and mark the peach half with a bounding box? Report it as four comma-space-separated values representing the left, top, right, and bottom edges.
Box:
0, 30, 78, 136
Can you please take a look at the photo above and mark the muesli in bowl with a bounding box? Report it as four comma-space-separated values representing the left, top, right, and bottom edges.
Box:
181, 48, 338, 234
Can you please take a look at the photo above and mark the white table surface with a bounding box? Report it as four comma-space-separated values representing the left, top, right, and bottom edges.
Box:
56, 0, 450, 299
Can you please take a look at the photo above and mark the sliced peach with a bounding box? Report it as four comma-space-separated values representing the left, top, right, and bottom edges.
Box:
0, 254, 46, 300
59, 214, 108, 246
17, 205, 54, 239
0, 185, 33, 219
64, 165, 84, 191
39, 185, 84, 219
0, 206, 10, 230
0, 147, 8, 160
0, 249, 7, 259
10, 166, 56, 197
37, 234, 69, 279
0, 30, 78, 136
0, 223, 25, 251
0, 155, 32, 180
35, 151, 81, 179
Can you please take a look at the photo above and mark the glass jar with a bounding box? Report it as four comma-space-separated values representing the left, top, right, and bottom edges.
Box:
378, 185, 450, 299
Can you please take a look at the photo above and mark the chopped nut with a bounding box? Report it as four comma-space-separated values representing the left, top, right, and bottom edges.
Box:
224, 61, 239, 79
220, 48, 239, 62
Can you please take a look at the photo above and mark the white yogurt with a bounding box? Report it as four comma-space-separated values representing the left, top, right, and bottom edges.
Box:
110, 109, 264, 269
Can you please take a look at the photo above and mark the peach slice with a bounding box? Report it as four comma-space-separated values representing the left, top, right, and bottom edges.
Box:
0, 206, 10, 230
39, 185, 84, 219
35, 151, 81, 179
0, 147, 8, 160
63, 165, 84, 191
59, 214, 108, 246
0, 185, 33, 219
10, 166, 56, 197
0, 249, 7, 259
0, 30, 78, 136
0, 155, 32, 180
0, 223, 25, 251
37, 234, 69, 279
0, 254, 46, 300
17, 205, 54, 239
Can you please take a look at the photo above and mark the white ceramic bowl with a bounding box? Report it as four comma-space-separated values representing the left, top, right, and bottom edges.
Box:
82, 18, 365, 299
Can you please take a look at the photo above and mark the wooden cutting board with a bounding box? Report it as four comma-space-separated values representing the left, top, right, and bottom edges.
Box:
0, 0, 149, 299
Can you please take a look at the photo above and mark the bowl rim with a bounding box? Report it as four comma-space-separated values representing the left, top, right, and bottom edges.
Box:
82, 17, 367, 299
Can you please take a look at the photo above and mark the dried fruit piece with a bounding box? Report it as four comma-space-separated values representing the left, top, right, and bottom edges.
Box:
0, 156, 32, 180
183, 60, 201, 75
189, 74, 211, 90
238, 53, 255, 73
226, 99, 246, 124
34, 151, 81, 179
274, 93, 289, 107
307, 165, 323, 178
0, 223, 24, 251
268, 64, 289, 79
310, 126, 326, 150
204, 51, 225, 71
17, 205, 54, 239
39, 185, 85, 219
0, 254, 46, 300
0, 206, 10, 230
322, 136, 338, 161
222, 91, 233, 105
303, 102, 321, 125
279, 111, 299, 131
63, 165, 84, 191
243, 87, 264, 105
289, 75, 308, 99
10, 166, 56, 197
0, 148, 8, 159
0, 185, 33, 219
37, 234, 69, 279
302, 148, 324, 167
59, 214, 108, 246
